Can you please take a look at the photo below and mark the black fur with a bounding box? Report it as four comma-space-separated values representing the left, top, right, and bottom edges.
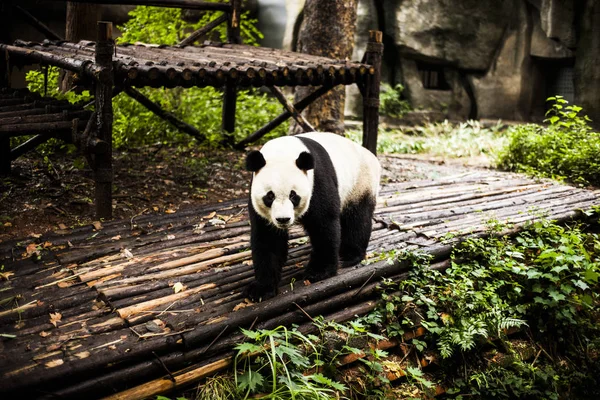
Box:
297, 137, 341, 283
246, 137, 375, 301
245, 200, 289, 301
246, 150, 266, 172
339, 193, 376, 267
296, 151, 314, 171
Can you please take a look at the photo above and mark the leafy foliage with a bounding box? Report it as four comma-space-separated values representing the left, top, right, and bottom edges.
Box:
372, 218, 600, 399
498, 96, 600, 186
379, 83, 411, 119
234, 326, 346, 399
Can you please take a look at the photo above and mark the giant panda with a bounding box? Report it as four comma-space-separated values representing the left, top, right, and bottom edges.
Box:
245, 132, 381, 301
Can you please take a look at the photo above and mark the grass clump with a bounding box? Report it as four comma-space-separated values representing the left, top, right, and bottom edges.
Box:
498, 96, 600, 186
349, 120, 507, 161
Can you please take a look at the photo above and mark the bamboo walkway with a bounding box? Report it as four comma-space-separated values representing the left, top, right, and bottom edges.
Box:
0, 169, 598, 399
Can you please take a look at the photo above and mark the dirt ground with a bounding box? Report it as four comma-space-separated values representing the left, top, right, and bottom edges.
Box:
0, 144, 480, 243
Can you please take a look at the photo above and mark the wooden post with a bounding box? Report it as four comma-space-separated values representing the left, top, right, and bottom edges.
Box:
222, 0, 242, 133
0, 135, 9, 175
362, 30, 382, 155
0, 5, 9, 176
94, 21, 114, 219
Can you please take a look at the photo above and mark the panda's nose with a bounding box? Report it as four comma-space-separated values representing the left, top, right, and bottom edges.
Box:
276, 217, 291, 224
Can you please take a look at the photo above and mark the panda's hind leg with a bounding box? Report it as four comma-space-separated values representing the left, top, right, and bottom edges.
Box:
339, 193, 376, 268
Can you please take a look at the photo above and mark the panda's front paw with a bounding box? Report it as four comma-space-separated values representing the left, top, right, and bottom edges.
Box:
244, 280, 277, 302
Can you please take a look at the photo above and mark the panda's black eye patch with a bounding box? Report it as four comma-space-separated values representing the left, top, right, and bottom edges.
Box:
289, 190, 301, 207
263, 191, 275, 208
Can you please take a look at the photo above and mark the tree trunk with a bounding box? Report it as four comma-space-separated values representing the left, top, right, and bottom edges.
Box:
60, 2, 98, 92
291, 0, 358, 135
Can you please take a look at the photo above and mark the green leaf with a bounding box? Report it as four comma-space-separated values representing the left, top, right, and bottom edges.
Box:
235, 342, 262, 355
237, 370, 264, 392
573, 279, 590, 291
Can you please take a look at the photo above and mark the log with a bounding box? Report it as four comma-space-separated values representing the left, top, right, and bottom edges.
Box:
0, 44, 102, 77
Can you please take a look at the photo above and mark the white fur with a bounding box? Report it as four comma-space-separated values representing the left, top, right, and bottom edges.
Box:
250, 132, 381, 229
297, 132, 381, 206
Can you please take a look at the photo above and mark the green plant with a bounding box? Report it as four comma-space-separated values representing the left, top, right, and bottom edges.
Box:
379, 83, 410, 119
498, 96, 600, 186
234, 326, 346, 399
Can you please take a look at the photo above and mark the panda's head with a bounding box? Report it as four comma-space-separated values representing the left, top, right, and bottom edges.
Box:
246, 146, 314, 230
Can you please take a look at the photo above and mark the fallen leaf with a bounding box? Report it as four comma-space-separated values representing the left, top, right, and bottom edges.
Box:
49, 312, 62, 327
4, 222, 12, 227
110, 235, 122, 241
0, 271, 15, 281
163, 179, 175, 185
165, 208, 177, 214
108, 345, 117, 350
209, 218, 226, 226
173, 282, 186, 294
67, 241, 73, 248
75, 351, 90, 359
29, 233, 42, 239
45, 359, 64, 368
92, 221, 103, 230
43, 241, 52, 248
165, 234, 175, 240
233, 300, 253, 311
58, 223, 68, 230
46, 343, 61, 352
203, 211, 216, 219
303, 280, 312, 286
39, 331, 51, 338
153, 206, 159, 212
13, 321, 25, 330
25, 243, 39, 255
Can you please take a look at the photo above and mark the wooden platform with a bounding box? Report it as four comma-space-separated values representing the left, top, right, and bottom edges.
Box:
6, 40, 373, 89
0, 170, 598, 398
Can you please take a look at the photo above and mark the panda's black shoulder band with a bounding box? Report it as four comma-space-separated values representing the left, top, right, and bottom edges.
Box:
296, 151, 314, 171
246, 150, 266, 172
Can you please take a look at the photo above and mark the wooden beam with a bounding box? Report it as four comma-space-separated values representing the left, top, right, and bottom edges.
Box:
362, 30, 383, 155
235, 84, 335, 148
179, 13, 227, 47
10, 134, 53, 160
124, 86, 206, 141
270, 86, 314, 133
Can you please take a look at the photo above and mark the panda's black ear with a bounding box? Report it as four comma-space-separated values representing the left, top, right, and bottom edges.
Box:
246, 150, 266, 172
296, 151, 314, 171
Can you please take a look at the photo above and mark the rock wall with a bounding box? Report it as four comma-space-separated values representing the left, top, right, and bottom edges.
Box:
335, 0, 597, 125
